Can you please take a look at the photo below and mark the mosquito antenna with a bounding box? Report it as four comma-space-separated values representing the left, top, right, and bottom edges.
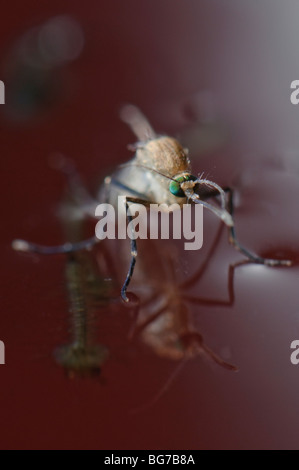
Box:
12, 236, 99, 254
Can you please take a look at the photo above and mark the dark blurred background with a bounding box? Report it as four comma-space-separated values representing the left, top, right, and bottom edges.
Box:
1, 0, 299, 450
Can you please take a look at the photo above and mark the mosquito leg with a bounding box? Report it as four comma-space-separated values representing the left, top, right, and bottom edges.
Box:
200, 186, 292, 267
224, 187, 292, 267
12, 236, 99, 255
121, 205, 137, 303
12, 163, 110, 256
182, 260, 252, 308
121, 196, 151, 303
180, 220, 225, 290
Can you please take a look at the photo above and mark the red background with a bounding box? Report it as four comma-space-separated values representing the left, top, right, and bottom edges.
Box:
1, 0, 299, 450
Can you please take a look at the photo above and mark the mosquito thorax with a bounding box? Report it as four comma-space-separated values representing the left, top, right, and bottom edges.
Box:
137, 136, 191, 178
169, 174, 197, 198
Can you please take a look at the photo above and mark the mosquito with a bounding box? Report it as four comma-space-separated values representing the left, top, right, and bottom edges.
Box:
12, 105, 292, 302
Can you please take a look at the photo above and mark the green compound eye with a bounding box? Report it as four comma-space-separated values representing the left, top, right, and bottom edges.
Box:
169, 175, 197, 198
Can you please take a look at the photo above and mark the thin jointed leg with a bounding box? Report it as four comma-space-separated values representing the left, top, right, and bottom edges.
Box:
12, 236, 99, 255
121, 197, 151, 302
202, 186, 292, 267
224, 187, 291, 266
121, 201, 137, 303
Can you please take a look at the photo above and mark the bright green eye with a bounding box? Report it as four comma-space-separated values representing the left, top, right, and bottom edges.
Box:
169, 175, 197, 198
169, 180, 183, 197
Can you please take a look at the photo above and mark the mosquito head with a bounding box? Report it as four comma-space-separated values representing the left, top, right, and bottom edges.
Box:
169, 172, 234, 227
169, 173, 198, 198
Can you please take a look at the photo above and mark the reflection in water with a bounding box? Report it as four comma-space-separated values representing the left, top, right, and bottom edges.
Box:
129, 231, 238, 372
